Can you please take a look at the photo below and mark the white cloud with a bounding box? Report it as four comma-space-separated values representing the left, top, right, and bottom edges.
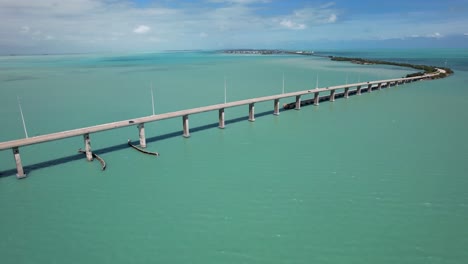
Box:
280, 19, 306, 30
1, 0, 467, 54
320, 2, 336, 9
407, 32, 448, 39
427, 32, 442, 38
16, 25, 54, 41
292, 7, 339, 24
277, 6, 339, 31
133, 25, 151, 34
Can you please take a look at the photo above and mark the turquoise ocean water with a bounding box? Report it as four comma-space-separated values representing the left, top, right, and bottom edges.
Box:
1, 50, 468, 263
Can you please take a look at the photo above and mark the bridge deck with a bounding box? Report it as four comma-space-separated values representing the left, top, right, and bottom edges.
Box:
0, 74, 434, 151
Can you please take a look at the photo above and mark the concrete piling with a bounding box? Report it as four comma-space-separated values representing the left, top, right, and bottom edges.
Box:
248, 103, 255, 122
344, 87, 350, 98
273, 99, 280, 115
295, 95, 301, 110
330, 90, 336, 102
219, 108, 225, 129
183, 115, 190, 138
83, 133, 93, 161
313, 92, 320, 106
356, 86, 362, 95
13, 147, 26, 179
138, 123, 146, 148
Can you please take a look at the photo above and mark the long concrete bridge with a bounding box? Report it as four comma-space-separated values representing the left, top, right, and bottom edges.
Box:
0, 73, 439, 179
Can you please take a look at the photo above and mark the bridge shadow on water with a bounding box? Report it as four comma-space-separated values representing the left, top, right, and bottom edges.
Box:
0, 109, 285, 178
0, 82, 406, 178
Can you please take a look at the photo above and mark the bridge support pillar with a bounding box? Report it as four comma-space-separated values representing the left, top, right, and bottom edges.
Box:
273, 99, 280, 115
356, 86, 362, 95
344, 87, 349, 98
83, 133, 93, 161
330, 90, 336, 102
368, 84, 373, 93
377, 83, 382, 90
138, 123, 146, 148
13, 147, 26, 179
248, 103, 255, 122
295, 95, 301, 110
219, 108, 225, 129
182, 115, 190, 138
313, 92, 320, 106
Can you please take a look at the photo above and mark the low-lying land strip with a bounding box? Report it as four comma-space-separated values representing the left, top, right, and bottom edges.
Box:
329, 56, 453, 79
222, 49, 314, 56
222, 49, 454, 79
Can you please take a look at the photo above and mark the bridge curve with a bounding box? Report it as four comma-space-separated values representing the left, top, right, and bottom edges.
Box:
0, 72, 439, 179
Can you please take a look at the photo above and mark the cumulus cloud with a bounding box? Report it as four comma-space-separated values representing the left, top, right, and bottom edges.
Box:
408, 32, 446, 39
1, 0, 467, 54
280, 19, 306, 30
427, 32, 442, 38
277, 5, 339, 31
17, 25, 54, 41
320, 2, 336, 8
133, 25, 151, 34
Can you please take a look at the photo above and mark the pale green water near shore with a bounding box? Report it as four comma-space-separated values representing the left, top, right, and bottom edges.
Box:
1, 50, 468, 263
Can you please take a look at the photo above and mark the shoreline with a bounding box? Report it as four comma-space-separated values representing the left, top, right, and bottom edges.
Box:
329, 56, 454, 79
221, 49, 454, 79
222, 49, 314, 56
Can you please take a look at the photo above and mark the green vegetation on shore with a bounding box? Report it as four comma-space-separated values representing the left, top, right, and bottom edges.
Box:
329, 56, 453, 79
222, 49, 314, 56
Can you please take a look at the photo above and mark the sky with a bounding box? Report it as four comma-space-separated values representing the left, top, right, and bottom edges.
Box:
1, 0, 468, 54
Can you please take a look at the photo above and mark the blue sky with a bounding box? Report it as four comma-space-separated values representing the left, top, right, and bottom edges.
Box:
1, 0, 467, 54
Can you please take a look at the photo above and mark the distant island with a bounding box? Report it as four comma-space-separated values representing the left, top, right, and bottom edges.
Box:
221, 49, 453, 79
329, 56, 453, 79
222, 49, 314, 56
